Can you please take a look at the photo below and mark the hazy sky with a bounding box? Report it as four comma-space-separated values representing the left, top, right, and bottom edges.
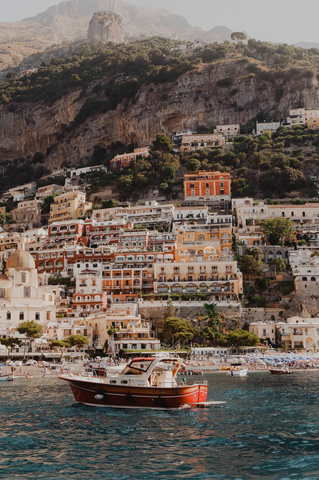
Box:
1, 0, 319, 45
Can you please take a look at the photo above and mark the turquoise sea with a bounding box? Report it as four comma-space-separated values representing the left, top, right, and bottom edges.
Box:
1, 372, 319, 479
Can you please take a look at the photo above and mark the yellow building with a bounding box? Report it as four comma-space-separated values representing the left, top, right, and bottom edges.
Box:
174, 214, 232, 254
307, 117, 319, 130
154, 244, 243, 302
0, 207, 6, 216
49, 191, 92, 224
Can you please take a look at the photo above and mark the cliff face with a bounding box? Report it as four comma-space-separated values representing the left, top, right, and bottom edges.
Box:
88, 11, 124, 43
0, 60, 318, 167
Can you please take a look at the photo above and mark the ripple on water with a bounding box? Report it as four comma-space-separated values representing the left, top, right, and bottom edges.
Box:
0, 374, 319, 478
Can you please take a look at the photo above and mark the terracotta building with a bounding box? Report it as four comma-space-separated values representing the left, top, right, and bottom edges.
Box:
184, 171, 231, 208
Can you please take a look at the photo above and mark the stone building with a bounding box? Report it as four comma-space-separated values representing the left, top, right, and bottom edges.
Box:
12, 200, 42, 228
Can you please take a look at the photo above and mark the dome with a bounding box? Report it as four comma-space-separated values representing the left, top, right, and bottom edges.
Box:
6, 250, 35, 270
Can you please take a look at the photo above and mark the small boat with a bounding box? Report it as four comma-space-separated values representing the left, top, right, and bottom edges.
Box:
0, 374, 13, 382
269, 367, 293, 375
227, 363, 248, 377
59, 356, 208, 410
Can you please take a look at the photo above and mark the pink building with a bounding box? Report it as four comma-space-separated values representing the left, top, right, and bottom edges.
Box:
111, 148, 150, 171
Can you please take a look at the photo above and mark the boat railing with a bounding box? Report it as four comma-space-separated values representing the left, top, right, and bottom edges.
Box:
193, 380, 208, 386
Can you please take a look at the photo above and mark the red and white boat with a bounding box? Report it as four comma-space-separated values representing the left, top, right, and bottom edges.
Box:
269, 367, 293, 375
59, 356, 208, 410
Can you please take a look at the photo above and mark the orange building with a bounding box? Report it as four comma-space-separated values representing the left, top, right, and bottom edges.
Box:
184, 171, 231, 205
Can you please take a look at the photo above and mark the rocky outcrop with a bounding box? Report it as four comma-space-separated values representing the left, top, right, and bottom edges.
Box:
0, 60, 319, 168
88, 11, 124, 44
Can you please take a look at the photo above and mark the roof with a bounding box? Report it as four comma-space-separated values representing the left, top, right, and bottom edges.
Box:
6, 250, 35, 269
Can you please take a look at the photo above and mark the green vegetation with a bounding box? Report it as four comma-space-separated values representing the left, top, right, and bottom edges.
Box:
2, 38, 319, 199
16, 320, 42, 358
240, 247, 264, 276
260, 218, 296, 246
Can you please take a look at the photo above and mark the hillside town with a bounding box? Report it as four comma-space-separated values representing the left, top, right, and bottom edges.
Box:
1, 109, 319, 360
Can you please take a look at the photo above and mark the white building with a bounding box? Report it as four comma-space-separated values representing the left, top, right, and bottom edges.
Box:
250, 316, 319, 350
214, 124, 240, 137
0, 249, 56, 335
256, 121, 281, 135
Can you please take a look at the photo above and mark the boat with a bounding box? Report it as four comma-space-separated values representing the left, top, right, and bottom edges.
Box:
227, 363, 248, 377
59, 356, 208, 410
269, 367, 293, 375
0, 374, 13, 382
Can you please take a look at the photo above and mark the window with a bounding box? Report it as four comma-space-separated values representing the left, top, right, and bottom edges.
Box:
0, 289, 4, 298
263, 329, 267, 336
47, 312, 50, 320
19, 312, 24, 320
191, 190, 195, 196
311, 277, 316, 282
24, 287, 30, 298
35, 312, 40, 321
21, 273, 26, 283
6, 312, 11, 320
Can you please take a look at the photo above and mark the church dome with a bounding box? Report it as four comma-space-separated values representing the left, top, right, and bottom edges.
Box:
6, 250, 35, 270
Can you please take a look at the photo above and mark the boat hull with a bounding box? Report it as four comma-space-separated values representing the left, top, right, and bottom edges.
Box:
0, 375, 13, 381
269, 370, 293, 375
61, 377, 208, 410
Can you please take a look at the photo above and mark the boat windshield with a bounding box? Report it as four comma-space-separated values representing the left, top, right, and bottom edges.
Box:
152, 360, 177, 374
122, 360, 153, 376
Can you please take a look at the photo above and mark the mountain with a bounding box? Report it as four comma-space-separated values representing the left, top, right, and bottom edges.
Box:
0, 38, 318, 169
295, 42, 319, 50
0, 0, 248, 73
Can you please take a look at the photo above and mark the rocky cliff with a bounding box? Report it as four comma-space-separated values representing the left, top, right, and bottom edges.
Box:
0, 59, 318, 168
88, 11, 124, 44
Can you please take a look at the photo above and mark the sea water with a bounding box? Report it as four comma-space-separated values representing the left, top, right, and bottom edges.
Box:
1, 372, 319, 479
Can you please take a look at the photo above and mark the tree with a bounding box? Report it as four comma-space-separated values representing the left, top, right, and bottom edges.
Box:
65, 334, 88, 350
240, 255, 263, 276
42, 195, 57, 214
270, 258, 287, 271
17, 320, 42, 359
107, 326, 117, 337
245, 246, 264, 262
275, 326, 282, 348
50, 339, 71, 360
152, 134, 173, 153
164, 298, 175, 320
204, 303, 222, 332
219, 329, 260, 350
0, 337, 22, 358
160, 317, 194, 346
186, 158, 201, 172
260, 218, 296, 246
231, 32, 247, 43
102, 199, 118, 209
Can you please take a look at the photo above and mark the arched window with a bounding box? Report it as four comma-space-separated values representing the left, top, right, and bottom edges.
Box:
35, 312, 40, 321
19, 312, 24, 320
6, 312, 11, 320
311, 277, 316, 282
302, 277, 307, 282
